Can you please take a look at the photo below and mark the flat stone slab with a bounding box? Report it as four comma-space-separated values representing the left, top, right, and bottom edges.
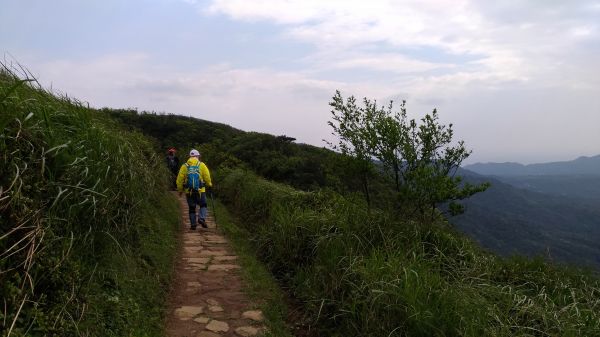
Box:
199, 250, 228, 257
185, 257, 212, 264
184, 241, 204, 246
208, 264, 240, 271
185, 246, 204, 253
185, 265, 208, 271
175, 306, 204, 320
187, 263, 207, 268
204, 234, 225, 239
206, 299, 220, 306
204, 235, 228, 243
205, 320, 229, 333
242, 310, 264, 322
183, 233, 203, 237
197, 332, 221, 337
184, 235, 203, 240
209, 305, 224, 312
214, 256, 238, 262
235, 326, 260, 336
193, 316, 210, 324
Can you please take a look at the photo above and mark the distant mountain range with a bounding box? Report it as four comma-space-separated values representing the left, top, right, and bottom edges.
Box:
492, 175, 600, 203
453, 156, 600, 270
464, 154, 600, 176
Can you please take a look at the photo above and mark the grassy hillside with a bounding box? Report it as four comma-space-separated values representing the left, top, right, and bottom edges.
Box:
218, 168, 600, 336
106, 109, 391, 195
105, 110, 321, 187
82, 79, 600, 335
0, 68, 179, 336
108, 108, 600, 272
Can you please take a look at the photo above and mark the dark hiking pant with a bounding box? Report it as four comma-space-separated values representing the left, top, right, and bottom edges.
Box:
170, 170, 178, 190
186, 191, 207, 228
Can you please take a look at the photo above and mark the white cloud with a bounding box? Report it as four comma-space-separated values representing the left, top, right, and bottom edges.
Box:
25, 53, 396, 147
207, 0, 600, 94
6, 0, 599, 163
328, 53, 455, 73
204, 1, 600, 163
570, 25, 595, 38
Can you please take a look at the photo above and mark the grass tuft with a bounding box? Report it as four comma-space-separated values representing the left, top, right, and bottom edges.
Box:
0, 63, 179, 336
218, 167, 600, 336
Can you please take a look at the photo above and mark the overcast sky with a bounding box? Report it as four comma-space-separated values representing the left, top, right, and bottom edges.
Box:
1, 0, 599, 163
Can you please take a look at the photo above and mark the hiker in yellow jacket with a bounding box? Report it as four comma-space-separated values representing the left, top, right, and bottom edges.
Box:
176, 149, 212, 229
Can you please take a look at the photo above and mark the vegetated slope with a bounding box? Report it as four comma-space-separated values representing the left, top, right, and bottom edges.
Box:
105, 108, 245, 149
110, 110, 600, 271
107, 100, 600, 334
0, 69, 179, 336
218, 168, 600, 337
453, 169, 600, 269
464, 154, 600, 175
107, 109, 380, 193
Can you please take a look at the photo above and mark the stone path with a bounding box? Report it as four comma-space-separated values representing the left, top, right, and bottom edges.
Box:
165, 194, 266, 337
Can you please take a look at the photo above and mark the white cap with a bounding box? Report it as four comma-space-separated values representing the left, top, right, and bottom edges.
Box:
189, 149, 200, 157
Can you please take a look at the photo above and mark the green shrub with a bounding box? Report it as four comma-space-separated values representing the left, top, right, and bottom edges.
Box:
219, 168, 600, 336
0, 66, 178, 336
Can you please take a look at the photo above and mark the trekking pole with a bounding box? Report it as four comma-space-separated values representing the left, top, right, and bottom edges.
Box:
210, 190, 217, 228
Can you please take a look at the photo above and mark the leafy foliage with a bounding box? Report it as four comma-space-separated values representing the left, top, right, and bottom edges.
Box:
80, 78, 599, 336
218, 168, 600, 337
327, 92, 378, 204
0, 66, 178, 336
107, 109, 363, 192
328, 91, 489, 216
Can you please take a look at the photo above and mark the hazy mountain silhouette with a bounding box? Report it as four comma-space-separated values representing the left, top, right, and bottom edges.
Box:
464, 154, 600, 176
453, 168, 600, 269
496, 175, 600, 203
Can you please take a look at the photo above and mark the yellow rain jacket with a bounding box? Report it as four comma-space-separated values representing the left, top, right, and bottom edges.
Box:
176, 157, 212, 193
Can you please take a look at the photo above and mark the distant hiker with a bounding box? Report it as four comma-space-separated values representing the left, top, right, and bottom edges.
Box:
166, 148, 180, 190
177, 149, 212, 230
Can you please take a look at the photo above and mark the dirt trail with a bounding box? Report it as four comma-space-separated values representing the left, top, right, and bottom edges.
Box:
165, 193, 266, 337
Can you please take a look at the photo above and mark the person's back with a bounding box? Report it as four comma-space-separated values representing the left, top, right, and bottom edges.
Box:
176, 149, 212, 229
166, 149, 180, 173
166, 148, 180, 189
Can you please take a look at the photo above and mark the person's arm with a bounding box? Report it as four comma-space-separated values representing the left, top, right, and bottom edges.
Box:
176, 164, 187, 192
201, 163, 212, 188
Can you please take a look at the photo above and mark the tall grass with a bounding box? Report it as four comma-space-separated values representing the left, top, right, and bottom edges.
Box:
0, 64, 179, 336
219, 168, 600, 336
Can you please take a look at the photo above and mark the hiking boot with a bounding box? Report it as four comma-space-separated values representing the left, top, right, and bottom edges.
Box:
190, 225, 197, 230
199, 218, 207, 228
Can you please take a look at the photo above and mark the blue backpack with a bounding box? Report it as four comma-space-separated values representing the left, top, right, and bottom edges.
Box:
185, 162, 204, 191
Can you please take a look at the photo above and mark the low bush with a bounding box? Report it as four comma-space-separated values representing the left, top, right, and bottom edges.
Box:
0, 66, 179, 336
219, 168, 600, 336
